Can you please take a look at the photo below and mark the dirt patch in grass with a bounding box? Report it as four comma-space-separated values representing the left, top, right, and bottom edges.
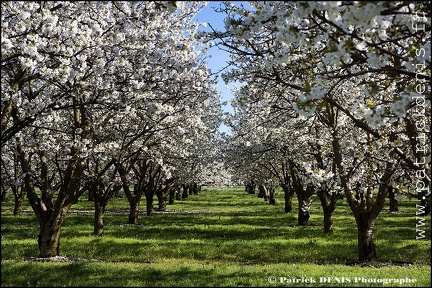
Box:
346, 259, 415, 268
22, 209, 225, 215
25, 256, 99, 262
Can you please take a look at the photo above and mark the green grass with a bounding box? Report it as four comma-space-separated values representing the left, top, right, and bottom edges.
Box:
1, 186, 431, 287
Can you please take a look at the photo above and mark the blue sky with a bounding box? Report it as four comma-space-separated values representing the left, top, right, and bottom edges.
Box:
193, 2, 239, 134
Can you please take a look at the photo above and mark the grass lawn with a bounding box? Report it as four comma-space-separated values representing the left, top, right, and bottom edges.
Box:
1, 186, 430, 287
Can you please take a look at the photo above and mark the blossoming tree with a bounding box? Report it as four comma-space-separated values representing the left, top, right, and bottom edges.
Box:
1, 1, 223, 256
212, 1, 430, 261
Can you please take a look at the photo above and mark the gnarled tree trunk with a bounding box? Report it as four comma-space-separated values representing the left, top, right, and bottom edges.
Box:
258, 183, 269, 201
317, 189, 338, 233
169, 188, 176, 204
281, 183, 294, 213
323, 208, 334, 233
331, 128, 397, 261
145, 193, 154, 216
38, 207, 69, 258
296, 185, 313, 226
18, 137, 85, 258
182, 184, 189, 199
2, 189, 9, 202
12, 185, 25, 215
356, 212, 377, 261
191, 182, 199, 195
93, 199, 105, 236
129, 195, 141, 224
245, 180, 256, 194
268, 186, 276, 205
157, 190, 167, 211
388, 186, 399, 212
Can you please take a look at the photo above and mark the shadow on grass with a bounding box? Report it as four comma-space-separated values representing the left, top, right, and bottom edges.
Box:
0, 261, 271, 287
52, 235, 358, 265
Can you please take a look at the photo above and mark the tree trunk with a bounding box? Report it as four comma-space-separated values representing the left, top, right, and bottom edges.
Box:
356, 212, 377, 261
128, 195, 140, 224
92, 184, 110, 236
296, 186, 313, 226
297, 205, 310, 226
38, 207, 69, 258
258, 184, 269, 200
10, 184, 25, 215
93, 200, 104, 236
182, 184, 189, 199
146, 194, 153, 216
269, 186, 276, 205
317, 189, 337, 233
192, 182, 198, 195
257, 186, 263, 198
10, 185, 25, 215
388, 186, 398, 212
17, 137, 85, 258
281, 184, 293, 213
157, 191, 167, 211
323, 209, 334, 233
246, 182, 256, 194
169, 188, 175, 204
2, 189, 9, 202
13, 192, 24, 216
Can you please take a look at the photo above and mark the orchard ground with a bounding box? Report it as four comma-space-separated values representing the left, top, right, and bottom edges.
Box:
1, 186, 430, 287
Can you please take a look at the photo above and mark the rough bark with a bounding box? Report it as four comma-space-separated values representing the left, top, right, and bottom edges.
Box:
11, 185, 25, 215
388, 186, 399, 212
116, 161, 145, 224
296, 186, 313, 226
157, 190, 167, 211
38, 204, 74, 258
91, 181, 118, 236
191, 182, 199, 195
297, 202, 310, 226
258, 183, 269, 201
2, 189, 9, 202
356, 212, 377, 261
182, 184, 189, 199
1, 100, 14, 129
281, 183, 294, 213
246, 181, 256, 194
93, 199, 104, 236
257, 185, 263, 198
175, 189, 181, 200
128, 195, 140, 224
146, 193, 154, 216
17, 137, 85, 257
333, 130, 398, 261
169, 188, 175, 204
317, 189, 338, 233
268, 186, 276, 205
13, 192, 25, 215
323, 209, 334, 233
